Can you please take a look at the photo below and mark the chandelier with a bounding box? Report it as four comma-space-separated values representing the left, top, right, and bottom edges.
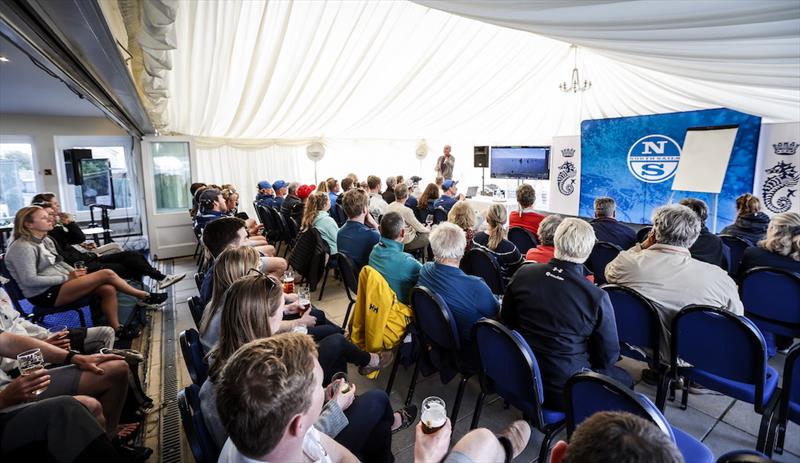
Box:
559, 45, 591, 93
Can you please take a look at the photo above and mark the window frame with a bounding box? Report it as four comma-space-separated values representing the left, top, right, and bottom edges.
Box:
0, 134, 40, 220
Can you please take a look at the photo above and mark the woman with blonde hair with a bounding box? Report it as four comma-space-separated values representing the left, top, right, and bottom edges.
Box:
448, 201, 477, 254
301, 191, 339, 254
199, 273, 413, 460
720, 193, 770, 245
5, 206, 167, 339
472, 204, 523, 283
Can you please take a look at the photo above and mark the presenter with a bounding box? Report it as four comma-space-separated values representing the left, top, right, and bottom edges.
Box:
435, 145, 455, 180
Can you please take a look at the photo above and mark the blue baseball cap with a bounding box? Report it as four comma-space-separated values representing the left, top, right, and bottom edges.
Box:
272, 180, 287, 190
257, 180, 272, 190
442, 179, 458, 190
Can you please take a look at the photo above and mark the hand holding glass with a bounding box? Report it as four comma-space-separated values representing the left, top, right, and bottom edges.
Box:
17, 348, 47, 395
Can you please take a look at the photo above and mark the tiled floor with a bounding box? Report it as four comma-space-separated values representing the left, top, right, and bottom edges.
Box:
164, 257, 799, 462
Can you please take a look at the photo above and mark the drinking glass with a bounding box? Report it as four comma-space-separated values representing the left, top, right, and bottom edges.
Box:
298, 285, 311, 315
331, 372, 351, 393
283, 269, 295, 294
425, 214, 434, 227
421, 396, 447, 434
47, 324, 68, 336
73, 261, 86, 271
17, 348, 47, 395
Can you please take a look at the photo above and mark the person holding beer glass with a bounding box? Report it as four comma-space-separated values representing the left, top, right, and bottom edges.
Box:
201, 276, 414, 461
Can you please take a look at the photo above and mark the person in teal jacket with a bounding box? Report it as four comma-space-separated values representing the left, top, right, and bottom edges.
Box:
368, 212, 422, 304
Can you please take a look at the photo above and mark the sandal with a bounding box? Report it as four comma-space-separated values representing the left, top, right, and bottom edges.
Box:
113, 422, 141, 446
391, 405, 418, 434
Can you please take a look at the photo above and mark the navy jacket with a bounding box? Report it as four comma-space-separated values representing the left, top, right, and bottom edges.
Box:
720, 213, 770, 245
590, 217, 637, 250
739, 246, 800, 276
502, 259, 620, 393
689, 225, 728, 270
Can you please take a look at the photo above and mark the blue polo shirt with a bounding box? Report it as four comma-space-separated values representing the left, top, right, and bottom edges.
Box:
368, 237, 422, 304
433, 194, 457, 213
417, 262, 499, 346
193, 210, 227, 235
255, 193, 275, 209
337, 220, 380, 270
590, 218, 637, 250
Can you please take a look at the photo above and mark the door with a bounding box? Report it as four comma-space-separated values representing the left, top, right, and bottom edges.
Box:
141, 137, 197, 259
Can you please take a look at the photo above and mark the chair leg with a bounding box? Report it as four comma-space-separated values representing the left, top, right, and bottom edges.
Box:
655, 371, 670, 412
756, 392, 781, 456
318, 266, 331, 301
341, 300, 354, 329
405, 359, 422, 406
470, 392, 486, 430
450, 375, 469, 425
774, 419, 787, 455
385, 355, 403, 397
538, 422, 565, 463
680, 381, 689, 410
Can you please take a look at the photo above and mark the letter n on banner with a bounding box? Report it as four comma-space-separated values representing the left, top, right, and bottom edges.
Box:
548, 135, 581, 215
754, 122, 800, 217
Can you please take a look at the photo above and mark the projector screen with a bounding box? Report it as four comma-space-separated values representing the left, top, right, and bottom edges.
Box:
490, 146, 550, 179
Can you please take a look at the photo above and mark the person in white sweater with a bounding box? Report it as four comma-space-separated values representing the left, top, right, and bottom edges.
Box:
5, 206, 167, 339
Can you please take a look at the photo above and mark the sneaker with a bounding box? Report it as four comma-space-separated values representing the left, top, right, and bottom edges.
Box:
498, 420, 531, 459
158, 273, 186, 290
138, 292, 168, 306
101, 347, 144, 363
115, 325, 142, 341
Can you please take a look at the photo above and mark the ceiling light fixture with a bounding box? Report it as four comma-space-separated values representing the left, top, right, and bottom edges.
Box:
559, 45, 591, 93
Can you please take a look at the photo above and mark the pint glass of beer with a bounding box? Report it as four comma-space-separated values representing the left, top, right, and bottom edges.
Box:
421, 396, 447, 434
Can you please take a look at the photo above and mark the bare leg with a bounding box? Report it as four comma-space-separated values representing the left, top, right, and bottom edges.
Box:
262, 256, 288, 278
254, 244, 276, 256
450, 428, 507, 461
94, 284, 121, 329
77, 359, 129, 437
73, 395, 105, 431
55, 269, 149, 306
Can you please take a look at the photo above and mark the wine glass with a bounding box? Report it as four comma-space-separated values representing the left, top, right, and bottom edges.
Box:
425, 214, 434, 227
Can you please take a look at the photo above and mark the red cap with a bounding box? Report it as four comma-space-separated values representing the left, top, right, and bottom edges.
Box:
297, 184, 317, 200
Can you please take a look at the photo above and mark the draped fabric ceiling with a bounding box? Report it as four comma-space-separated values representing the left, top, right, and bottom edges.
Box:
163, 0, 800, 144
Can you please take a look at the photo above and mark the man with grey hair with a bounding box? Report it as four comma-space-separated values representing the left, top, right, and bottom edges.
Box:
382, 177, 397, 204
280, 182, 303, 223
417, 222, 498, 349
606, 204, 743, 365
503, 218, 629, 409
368, 212, 422, 305
590, 197, 637, 250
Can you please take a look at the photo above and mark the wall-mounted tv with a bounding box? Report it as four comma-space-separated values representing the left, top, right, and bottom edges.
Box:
80, 158, 116, 209
490, 146, 550, 180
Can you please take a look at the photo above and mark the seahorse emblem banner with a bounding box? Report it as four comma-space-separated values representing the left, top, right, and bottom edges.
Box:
580, 108, 761, 228
548, 135, 581, 216
754, 122, 800, 217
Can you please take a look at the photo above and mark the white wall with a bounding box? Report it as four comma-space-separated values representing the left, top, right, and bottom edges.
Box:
0, 114, 127, 194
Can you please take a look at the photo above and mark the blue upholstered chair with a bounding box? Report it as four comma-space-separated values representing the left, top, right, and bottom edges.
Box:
671, 305, 780, 455
565, 371, 714, 463
180, 328, 208, 386
773, 343, 800, 456
740, 267, 800, 343
461, 247, 504, 295
508, 226, 538, 254
585, 241, 622, 285
178, 384, 220, 463
471, 319, 565, 462
719, 234, 753, 277
187, 296, 203, 328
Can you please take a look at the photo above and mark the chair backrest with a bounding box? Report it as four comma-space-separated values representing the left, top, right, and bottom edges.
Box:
255, 204, 271, 226
463, 248, 504, 295
188, 296, 203, 328
672, 305, 769, 407
178, 384, 219, 463
0, 254, 28, 314
268, 207, 288, 241
194, 272, 204, 291
636, 226, 652, 243
565, 371, 675, 441
781, 343, 800, 424
585, 241, 622, 285
334, 203, 348, 226
472, 319, 550, 426
411, 286, 462, 352
741, 266, 800, 325
180, 328, 208, 385
508, 227, 539, 254
432, 206, 448, 225
602, 284, 662, 367
719, 234, 753, 276
337, 252, 359, 297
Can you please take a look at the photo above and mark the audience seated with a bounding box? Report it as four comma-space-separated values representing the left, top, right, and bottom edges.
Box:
739, 211, 800, 274
509, 184, 546, 235
336, 177, 355, 206
301, 192, 339, 255
590, 196, 637, 250
605, 204, 743, 364
280, 182, 304, 223
404, 178, 419, 210
206, 305, 406, 461
367, 175, 388, 220
473, 204, 523, 283
448, 201, 477, 254
337, 189, 380, 271
385, 184, 430, 253
416, 182, 440, 222
189, 182, 207, 217
549, 411, 682, 463
254, 180, 275, 208
417, 222, 498, 349
433, 180, 463, 213
526, 214, 564, 262
194, 189, 230, 236
6, 206, 167, 338
327, 178, 341, 219
382, 177, 397, 205
272, 180, 288, 209
503, 218, 630, 409
679, 198, 728, 270
368, 212, 422, 305
720, 193, 770, 245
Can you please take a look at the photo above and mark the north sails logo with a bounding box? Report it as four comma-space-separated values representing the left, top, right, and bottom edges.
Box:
627, 134, 681, 183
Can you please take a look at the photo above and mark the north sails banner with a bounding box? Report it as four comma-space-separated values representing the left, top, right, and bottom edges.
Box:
548, 135, 581, 216
754, 122, 800, 217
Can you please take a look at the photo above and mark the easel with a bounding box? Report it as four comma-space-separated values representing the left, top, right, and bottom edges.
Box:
88, 204, 113, 244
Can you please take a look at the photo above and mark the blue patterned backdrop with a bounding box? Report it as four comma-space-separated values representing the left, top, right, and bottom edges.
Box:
580, 108, 761, 229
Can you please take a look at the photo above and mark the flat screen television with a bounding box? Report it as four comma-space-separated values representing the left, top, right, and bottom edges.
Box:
490, 146, 550, 180
80, 158, 116, 209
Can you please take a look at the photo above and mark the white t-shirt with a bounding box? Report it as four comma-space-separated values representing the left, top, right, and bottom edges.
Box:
217, 427, 333, 463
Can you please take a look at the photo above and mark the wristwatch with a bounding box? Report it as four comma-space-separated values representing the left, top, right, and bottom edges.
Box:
64, 349, 80, 365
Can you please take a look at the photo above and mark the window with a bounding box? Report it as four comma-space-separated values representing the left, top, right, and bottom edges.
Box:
151, 141, 191, 213
0, 138, 37, 225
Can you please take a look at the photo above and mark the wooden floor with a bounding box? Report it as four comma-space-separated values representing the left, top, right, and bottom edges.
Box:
144, 257, 800, 462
